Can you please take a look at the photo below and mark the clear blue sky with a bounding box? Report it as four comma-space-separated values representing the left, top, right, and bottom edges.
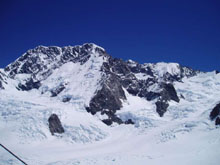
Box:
0, 0, 219, 71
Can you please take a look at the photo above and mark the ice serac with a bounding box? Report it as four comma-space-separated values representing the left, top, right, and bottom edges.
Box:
2, 43, 199, 125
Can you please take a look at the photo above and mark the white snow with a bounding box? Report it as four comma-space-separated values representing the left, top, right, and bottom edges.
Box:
0, 68, 220, 164
39, 49, 106, 106
134, 73, 152, 80
132, 62, 181, 81
146, 62, 181, 78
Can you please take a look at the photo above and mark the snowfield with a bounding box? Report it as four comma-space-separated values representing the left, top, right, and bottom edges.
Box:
0, 70, 220, 165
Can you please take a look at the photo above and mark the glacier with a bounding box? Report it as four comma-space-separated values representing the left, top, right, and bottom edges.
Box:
0, 43, 220, 165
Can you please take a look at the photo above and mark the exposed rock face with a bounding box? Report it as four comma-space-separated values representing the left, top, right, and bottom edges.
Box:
0, 81, 3, 89
86, 73, 126, 124
18, 79, 41, 91
102, 119, 113, 126
48, 114, 64, 135
156, 100, 169, 117
215, 117, 220, 125
210, 103, 220, 120
125, 119, 135, 125
4, 44, 107, 91
102, 116, 123, 126
210, 103, 220, 125
50, 84, 65, 97
87, 74, 126, 114
153, 83, 179, 117
87, 56, 182, 121
0, 71, 9, 90
160, 83, 180, 103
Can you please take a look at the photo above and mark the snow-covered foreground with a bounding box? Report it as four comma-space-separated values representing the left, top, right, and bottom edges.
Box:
0, 72, 220, 165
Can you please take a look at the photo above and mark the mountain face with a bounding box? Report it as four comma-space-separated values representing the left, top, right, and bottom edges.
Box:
1, 43, 199, 124
1, 43, 220, 165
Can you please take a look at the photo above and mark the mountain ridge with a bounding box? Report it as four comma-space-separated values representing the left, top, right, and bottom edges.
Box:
0, 43, 201, 124
0, 43, 220, 164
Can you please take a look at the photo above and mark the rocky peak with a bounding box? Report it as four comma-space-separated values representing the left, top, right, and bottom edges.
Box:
3, 43, 107, 91
1, 43, 200, 125
5, 43, 105, 75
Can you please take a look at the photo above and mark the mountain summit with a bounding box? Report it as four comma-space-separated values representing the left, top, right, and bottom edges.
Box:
0, 43, 220, 164
1, 43, 199, 123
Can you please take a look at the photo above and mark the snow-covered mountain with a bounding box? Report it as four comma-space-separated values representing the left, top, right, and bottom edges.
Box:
0, 43, 219, 165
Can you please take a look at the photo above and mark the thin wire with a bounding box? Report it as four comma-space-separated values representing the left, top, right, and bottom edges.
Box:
0, 143, 28, 165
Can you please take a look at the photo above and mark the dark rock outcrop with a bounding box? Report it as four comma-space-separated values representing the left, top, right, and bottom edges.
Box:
210, 103, 220, 125
62, 96, 71, 102
87, 74, 126, 117
210, 103, 220, 120
102, 119, 113, 126
125, 119, 135, 125
156, 100, 169, 117
87, 52, 184, 123
18, 79, 41, 91
50, 84, 65, 97
215, 117, 220, 125
160, 83, 180, 103
0, 81, 3, 89
48, 114, 64, 135
154, 83, 180, 117
102, 115, 123, 126
0, 71, 7, 90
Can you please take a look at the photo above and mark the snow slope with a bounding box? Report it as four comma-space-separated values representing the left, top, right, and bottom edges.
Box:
0, 71, 220, 165
38, 49, 106, 106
